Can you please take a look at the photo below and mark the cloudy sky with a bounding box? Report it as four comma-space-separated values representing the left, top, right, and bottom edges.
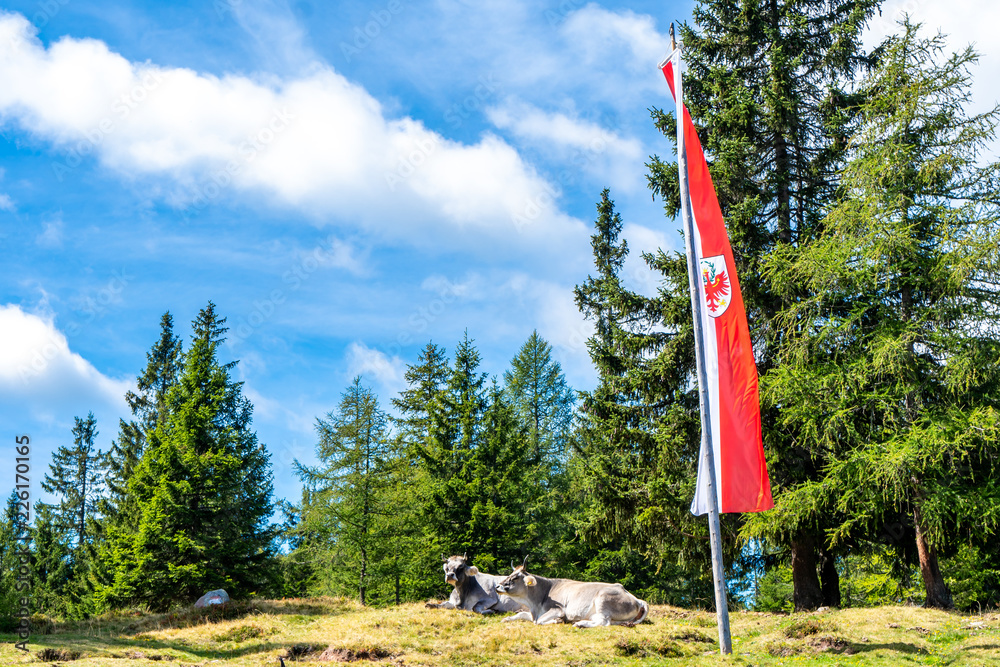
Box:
2, 0, 997, 511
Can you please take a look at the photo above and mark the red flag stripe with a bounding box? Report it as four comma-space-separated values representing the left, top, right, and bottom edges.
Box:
662, 56, 773, 514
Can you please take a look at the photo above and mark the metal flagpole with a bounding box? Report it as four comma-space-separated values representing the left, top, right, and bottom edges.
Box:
669, 23, 733, 656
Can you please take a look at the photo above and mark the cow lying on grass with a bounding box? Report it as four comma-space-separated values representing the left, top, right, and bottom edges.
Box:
496, 562, 649, 628
425, 554, 524, 615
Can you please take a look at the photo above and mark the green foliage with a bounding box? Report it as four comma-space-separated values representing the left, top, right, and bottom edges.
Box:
942, 544, 1000, 611
754, 564, 793, 613
41, 412, 104, 553
95, 303, 277, 610
294, 378, 399, 605
753, 21, 1000, 607
0, 492, 26, 629
839, 546, 923, 607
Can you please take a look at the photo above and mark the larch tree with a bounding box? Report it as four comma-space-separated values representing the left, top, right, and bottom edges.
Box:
752, 22, 1000, 609
503, 331, 575, 466
648, 0, 881, 610
295, 377, 396, 605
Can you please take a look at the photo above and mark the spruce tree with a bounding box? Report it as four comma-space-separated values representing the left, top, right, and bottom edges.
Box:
41, 413, 104, 553
462, 379, 537, 573
416, 332, 487, 555
648, 0, 881, 609
386, 342, 454, 599
573, 191, 723, 604
105, 312, 183, 516
754, 22, 1000, 609
96, 303, 276, 609
30, 502, 74, 617
0, 492, 25, 628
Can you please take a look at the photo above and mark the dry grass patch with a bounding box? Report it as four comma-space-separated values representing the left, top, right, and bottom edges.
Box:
3, 601, 999, 666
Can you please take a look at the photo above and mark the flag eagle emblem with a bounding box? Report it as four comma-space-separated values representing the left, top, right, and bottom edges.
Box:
700, 255, 731, 317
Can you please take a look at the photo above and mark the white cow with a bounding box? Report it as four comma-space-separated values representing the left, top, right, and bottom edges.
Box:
496, 564, 649, 628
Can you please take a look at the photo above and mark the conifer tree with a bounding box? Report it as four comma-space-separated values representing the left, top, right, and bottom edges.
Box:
504, 331, 575, 466
462, 379, 537, 572
392, 342, 450, 447
41, 413, 104, 553
416, 332, 487, 554
388, 342, 453, 598
295, 378, 396, 605
647, 0, 881, 609
573, 191, 722, 603
752, 22, 1000, 609
105, 312, 183, 517
96, 303, 276, 609
30, 502, 74, 616
0, 492, 25, 628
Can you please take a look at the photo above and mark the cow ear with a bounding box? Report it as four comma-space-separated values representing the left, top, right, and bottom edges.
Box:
524, 576, 537, 587
466, 566, 479, 575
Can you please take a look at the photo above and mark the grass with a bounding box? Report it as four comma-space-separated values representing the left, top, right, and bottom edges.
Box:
1, 599, 999, 666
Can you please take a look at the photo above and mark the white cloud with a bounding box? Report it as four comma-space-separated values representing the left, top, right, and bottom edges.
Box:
560, 4, 667, 94
487, 100, 645, 192
0, 304, 131, 418
0, 12, 582, 249
0, 193, 13, 211
345, 341, 406, 394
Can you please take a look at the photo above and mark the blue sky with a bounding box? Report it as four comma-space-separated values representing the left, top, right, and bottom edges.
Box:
1, 0, 996, 512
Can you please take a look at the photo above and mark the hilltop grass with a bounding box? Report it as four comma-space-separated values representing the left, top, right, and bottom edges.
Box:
2, 598, 998, 666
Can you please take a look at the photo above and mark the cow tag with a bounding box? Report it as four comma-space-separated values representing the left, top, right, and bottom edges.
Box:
524, 576, 537, 587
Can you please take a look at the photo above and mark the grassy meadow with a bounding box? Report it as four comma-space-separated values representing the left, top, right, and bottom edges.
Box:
1, 598, 998, 666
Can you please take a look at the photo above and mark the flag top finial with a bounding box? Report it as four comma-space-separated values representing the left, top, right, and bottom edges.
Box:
670, 23, 676, 51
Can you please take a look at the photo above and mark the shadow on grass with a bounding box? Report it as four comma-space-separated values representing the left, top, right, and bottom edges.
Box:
847, 642, 929, 656
27, 633, 294, 662
45, 597, 360, 638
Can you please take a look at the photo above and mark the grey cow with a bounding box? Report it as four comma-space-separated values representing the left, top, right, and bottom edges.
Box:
496, 562, 649, 628
425, 554, 524, 615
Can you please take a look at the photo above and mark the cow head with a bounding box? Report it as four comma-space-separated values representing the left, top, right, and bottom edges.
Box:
441, 553, 478, 587
495, 560, 536, 599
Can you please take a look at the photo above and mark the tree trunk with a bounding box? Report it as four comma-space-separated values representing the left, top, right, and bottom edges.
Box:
913, 507, 952, 609
819, 548, 841, 608
791, 535, 824, 611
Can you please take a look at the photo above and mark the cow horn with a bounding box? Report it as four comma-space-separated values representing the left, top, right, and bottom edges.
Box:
522, 555, 528, 569
441, 553, 448, 563
510, 559, 516, 572
463, 552, 467, 561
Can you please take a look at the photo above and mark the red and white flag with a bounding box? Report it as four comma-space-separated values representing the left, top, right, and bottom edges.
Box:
661, 55, 773, 515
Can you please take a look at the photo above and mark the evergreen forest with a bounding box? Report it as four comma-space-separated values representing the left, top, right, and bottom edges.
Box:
3, 2, 1000, 626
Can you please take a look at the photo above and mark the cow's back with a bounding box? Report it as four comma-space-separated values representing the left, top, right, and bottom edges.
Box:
548, 579, 646, 623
